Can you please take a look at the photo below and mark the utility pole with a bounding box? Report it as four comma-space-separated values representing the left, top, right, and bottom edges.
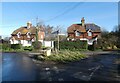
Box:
36, 17, 39, 42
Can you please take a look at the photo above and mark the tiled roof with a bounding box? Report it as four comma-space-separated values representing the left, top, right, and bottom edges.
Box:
12, 26, 36, 35
67, 23, 101, 33
85, 24, 101, 32
67, 24, 86, 33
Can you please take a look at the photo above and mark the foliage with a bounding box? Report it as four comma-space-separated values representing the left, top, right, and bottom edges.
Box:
44, 50, 86, 63
1, 43, 10, 50
97, 28, 119, 50
114, 25, 120, 48
11, 44, 22, 49
54, 40, 88, 50
35, 28, 38, 41
32, 41, 42, 50
23, 46, 33, 51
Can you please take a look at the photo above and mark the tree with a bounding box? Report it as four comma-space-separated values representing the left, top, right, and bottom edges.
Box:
32, 41, 42, 50
113, 25, 120, 48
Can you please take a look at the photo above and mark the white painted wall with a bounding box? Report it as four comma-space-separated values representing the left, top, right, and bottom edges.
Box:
80, 38, 87, 40
87, 38, 98, 45
22, 40, 32, 46
43, 41, 54, 48
10, 39, 44, 47
10, 39, 32, 46
10, 39, 19, 44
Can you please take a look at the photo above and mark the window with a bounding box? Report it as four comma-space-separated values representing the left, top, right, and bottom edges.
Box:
28, 40, 31, 44
27, 32, 31, 38
17, 32, 21, 38
88, 31, 92, 36
41, 35, 43, 39
75, 31, 80, 36
18, 40, 21, 44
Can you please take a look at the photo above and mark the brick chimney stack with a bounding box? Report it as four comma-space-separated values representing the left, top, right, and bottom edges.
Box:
27, 21, 32, 29
81, 17, 85, 27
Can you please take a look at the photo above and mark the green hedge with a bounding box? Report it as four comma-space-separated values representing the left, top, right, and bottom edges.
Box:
54, 40, 88, 50
11, 44, 22, 49
23, 46, 33, 51
1, 43, 10, 50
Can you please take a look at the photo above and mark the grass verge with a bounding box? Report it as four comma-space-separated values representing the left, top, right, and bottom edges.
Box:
44, 50, 87, 63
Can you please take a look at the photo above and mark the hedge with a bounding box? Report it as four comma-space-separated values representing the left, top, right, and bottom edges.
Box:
54, 40, 88, 50
1, 43, 10, 50
23, 46, 33, 51
11, 44, 22, 49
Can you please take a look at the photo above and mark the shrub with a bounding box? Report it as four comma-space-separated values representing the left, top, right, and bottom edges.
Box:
24, 46, 33, 51
2, 43, 10, 50
11, 44, 22, 49
54, 40, 88, 50
32, 41, 42, 50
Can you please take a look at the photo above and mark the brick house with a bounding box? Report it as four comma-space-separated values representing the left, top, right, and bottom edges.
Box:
67, 17, 101, 45
10, 22, 45, 46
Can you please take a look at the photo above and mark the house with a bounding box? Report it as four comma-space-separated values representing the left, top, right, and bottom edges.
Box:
10, 22, 45, 46
67, 17, 101, 45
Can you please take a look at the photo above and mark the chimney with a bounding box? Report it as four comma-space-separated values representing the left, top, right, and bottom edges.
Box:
27, 21, 32, 29
81, 17, 85, 27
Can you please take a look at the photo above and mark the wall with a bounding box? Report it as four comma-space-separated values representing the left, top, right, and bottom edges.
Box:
21, 40, 32, 46
43, 41, 54, 48
10, 39, 32, 46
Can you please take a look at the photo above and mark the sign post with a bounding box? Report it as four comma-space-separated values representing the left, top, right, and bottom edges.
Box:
57, 34, 59, 51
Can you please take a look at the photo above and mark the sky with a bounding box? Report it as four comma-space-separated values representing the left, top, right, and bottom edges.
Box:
0, 2, 118, 38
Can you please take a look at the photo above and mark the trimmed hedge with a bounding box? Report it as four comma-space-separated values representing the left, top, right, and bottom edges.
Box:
11, 44, 22, 49
54, 40, 88, 50
24, 46, 33, 51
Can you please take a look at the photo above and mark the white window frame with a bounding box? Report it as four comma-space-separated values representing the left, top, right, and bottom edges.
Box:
75, 31, 80, 36
41, 35, 43, 39
27, 32, 31, 38
17, 32, 21, 38
27, 40, 31, 44
18, 40, 21, 44
88, 31, 92, 36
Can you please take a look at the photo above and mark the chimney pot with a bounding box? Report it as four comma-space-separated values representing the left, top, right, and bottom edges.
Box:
81, 17, 85, 27
27, 21, 32, 29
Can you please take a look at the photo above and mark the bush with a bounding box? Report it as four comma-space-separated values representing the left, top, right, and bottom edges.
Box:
11, 44, 22, 49
54, 40, 88, 50
2, 43, 10, 50
32, 41, 42, 50
24, 46, 33, 51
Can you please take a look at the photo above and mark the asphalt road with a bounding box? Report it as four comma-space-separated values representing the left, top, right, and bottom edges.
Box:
2, 51, 120, 82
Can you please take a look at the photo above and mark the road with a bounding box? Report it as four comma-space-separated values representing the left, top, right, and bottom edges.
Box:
2, 51, 120, 82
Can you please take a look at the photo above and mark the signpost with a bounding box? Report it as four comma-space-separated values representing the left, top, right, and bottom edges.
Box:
57, 33, 65, 52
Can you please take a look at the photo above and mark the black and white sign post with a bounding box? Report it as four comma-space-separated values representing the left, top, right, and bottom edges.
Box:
57, 33, 59, 51
52, 30, 60, 52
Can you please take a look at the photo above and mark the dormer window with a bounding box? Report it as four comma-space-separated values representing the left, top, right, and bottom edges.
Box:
88, 31, 92, 36
27, 32, 31, 38
75, 31, 80, 36
17, 32, 21, 38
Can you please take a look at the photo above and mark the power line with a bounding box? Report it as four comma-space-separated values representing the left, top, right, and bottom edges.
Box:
44, 2, 85, 22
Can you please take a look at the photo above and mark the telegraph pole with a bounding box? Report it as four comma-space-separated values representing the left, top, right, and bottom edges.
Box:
36, 17, 38, 42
